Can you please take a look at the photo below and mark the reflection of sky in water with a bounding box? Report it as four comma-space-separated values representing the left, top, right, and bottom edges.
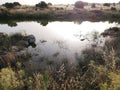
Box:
0, 21, 117, 63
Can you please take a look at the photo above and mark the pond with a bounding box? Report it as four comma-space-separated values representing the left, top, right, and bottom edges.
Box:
0, 21, 118, 67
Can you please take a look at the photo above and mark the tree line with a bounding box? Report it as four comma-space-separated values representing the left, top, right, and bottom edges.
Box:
2, 1, 51, 9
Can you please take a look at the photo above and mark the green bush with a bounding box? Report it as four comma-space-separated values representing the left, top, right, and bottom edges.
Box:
111, 7, 117, 11
2, 2, 21, 9
35, 1, 48, 8
103, 3, 110, 7
0, 67, 24, 90
74, 1, 88, 8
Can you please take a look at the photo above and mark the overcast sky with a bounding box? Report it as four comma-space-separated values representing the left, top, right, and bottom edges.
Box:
0, 0, 120, 5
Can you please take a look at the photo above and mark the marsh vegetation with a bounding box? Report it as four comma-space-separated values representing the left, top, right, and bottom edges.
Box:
1, 1, 120, 90
1, 1, 120, 21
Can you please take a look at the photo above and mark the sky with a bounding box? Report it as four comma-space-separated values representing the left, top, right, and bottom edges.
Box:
0, 0, 120, 5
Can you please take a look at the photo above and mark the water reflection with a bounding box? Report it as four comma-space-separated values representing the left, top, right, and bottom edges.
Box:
0, 21, 118, 64
8, 21, 17, 27
0, 20, 49, 27
0, 20, 18, 27
37, 20, 48, 26
54, 40, 68, 49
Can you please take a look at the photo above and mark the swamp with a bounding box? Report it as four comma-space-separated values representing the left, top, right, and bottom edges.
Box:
0, 1, 120, 90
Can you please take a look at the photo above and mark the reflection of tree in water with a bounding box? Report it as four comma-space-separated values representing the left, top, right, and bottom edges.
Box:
75, 31, 120, 69
54, 40, 68, 49
40, 39, 47, 43
74, 31, 93, 41
37, 20, 48, 26
8, 22, 17, 27
74, 20, 83, 24
53, 52, 60, 57
90, 31, 102, 47
74, 31, 82, 40
41, 21, 48, 26
0, 20, 18, 27
74, 31, 103, 47
74, 31, 105, 66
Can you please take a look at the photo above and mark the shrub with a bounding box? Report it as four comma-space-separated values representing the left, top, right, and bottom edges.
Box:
111, 7, 117, 11
74, 1, 88, 8
48, 3, 52, 6
2, 3, 14, 9
2, 2, 21, 9
35, 1, 48, 8
91, 3, 96, 8
103, 3, 110, 7
0, 67, 24, 90
13, 2, 21, 6
33, 73, 43, 90
0, 48, 120, 90
113, 3, 116, 6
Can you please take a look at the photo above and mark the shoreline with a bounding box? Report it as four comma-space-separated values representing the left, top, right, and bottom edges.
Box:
0, 9, 120, 23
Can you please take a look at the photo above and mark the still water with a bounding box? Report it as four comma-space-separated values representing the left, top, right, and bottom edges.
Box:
0, 21, 117, 64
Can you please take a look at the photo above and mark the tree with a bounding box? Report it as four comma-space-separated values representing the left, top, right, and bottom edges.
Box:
74, 1, 88, 8
13, 2, 21, 6
111, 7, 117, 11
103, 3, 110, 7
48, 3, 52, 6
35, 1, 48, 8
2, 2, 21, 9
2, 3, 14, 8
91, 3, 96, 8
113, 3, 116, 6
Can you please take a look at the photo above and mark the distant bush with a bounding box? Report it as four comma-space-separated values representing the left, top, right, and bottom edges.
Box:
2, 3, 14, 8
74, 1, 88, 8
13, 2, 21, 6
35, 1, 48, 8
113, 3, 116, 6
48, 3, 52, 6
103, 3, 110, 7
91, 3, 96, 8
2, 2, 21, 9
111, 7, 117, 11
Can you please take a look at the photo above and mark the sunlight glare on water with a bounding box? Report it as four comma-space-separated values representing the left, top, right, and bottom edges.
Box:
46, 21, 117, 41
0, 21, 118, 63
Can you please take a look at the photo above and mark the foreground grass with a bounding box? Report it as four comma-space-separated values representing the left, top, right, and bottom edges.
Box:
0, 31, 120, 90
0, 46, 120, 90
